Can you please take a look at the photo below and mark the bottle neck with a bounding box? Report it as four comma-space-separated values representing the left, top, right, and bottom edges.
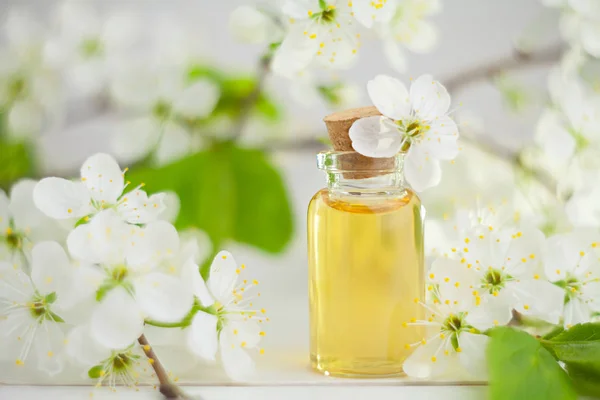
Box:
317, 151, 407, 197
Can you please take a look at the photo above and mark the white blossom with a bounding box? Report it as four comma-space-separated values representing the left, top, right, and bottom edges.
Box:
379, 0, 441, 73
229, 3, 284, 44
0, 180, 65, 270
186, 251, 266, 381
110, 65, 219, 165
434, 226, 565, 329
0, 9, 62, 140
43, 1, 140, 98
349, 74, 459, 191
33, 153, 166, 225
402, 261, 490, 379
0, 242, 73, 374
543, 230, 600, 327
272, 0, 360, 78
65, 210, 195, 350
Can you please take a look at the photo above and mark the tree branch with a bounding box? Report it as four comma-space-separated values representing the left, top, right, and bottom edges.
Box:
231, 53, 272, 139
138, 334, 194, 400
443, 44, 564, 93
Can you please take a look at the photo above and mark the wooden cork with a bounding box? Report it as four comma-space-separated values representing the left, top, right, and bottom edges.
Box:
323, 106, 395, 179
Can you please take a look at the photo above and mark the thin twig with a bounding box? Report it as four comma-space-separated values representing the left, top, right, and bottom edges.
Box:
138, 334, 194, 400
443, 44, 564, 93
231, 54, 273, 139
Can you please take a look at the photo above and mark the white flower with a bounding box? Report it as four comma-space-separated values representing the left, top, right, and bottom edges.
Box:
289, 71, 363, 109
558, 0, 600, 58
535, 74, 600, 165
379, 0, 441, 73
272, 0, 360, 78
351, 0, 397, 28
33, 153, 166, 224
110, 65, 219, 165
435, 225, 565, 329
543, 230, 600, 327
349, 74, 459, 191
66, 210, 195, 350
0, 9, 62, 140
0, 180, 65, 270
186, 251, 265, 381
0, 241, 73, 374
402, 263, 490, 379
229, 4, 284, 44
65, 324, 148, 388
43, 1, 140, 98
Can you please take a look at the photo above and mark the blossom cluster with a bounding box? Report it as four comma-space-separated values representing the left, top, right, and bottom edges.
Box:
403, 203, 600, 379
0, 154, 266, 388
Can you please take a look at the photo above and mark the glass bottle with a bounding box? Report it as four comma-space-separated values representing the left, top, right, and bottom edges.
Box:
307, 151, 425, 377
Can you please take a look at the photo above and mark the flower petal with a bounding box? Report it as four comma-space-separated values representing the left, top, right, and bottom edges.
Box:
353, 0, 397, 28
154, 122, 193, 166
535, 110, 576, 163
508, 279, 565, 325
172, 79, 220, 120
80, 153, 125, 204
564, 298, 590, 327
503, 226, 545, 278
403, 20, 438, 53
457, 332, 489, 380
404, 145, 442, 192
66, 325, 113, 367
207, 251, 240, 305
33, 178, 93, 219
581, 20, 600, 57
112, 117, 162, 164
187, 311, 219, 361
7, 100, 42, 139
272, 24, 319, 78
9, 179, 47, 231
402, 337, 453, 378
367, 75, 411, 120
33, 320, 66, 376
220, 329, 256, 381
382, 38, 407, 73
117, 189, 166, 224
349, 116, 403, 158
91, 287, 144, 350
420, 115, 459, 160
134, 272, 194, 323
181, 259, 214, 308
30, 241, 71, 298
466, 292, 513, 331
410, 74, 451, 120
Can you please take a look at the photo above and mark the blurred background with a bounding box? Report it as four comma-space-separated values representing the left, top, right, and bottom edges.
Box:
2, 0, 592, 382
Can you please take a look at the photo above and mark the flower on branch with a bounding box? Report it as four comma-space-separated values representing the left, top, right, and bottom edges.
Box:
33, 153, 166, 224
187, 251, 266, 381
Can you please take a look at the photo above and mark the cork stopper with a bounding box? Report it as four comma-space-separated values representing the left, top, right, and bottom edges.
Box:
323, 106, 395, 179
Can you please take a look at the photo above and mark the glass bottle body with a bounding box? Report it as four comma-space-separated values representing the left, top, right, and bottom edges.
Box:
307, 152, 425, 377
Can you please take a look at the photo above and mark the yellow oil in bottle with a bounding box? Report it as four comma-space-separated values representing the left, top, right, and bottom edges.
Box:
308, 188, 425, 377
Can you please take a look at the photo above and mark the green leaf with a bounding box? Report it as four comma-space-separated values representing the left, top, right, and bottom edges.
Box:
541, 322, 600, 375
319, 0, 327, 9
568, 364, 600, 397
487, 327, 577, 400
0, 139, 35, 190
88, 365, 105, 379
128, 145, 293, 255
542, 325, 565, 340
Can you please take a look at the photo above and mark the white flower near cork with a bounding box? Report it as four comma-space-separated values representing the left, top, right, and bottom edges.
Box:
349, 74, 459, 192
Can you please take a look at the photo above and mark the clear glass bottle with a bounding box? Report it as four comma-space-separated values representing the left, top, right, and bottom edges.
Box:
307, 151, 425, 378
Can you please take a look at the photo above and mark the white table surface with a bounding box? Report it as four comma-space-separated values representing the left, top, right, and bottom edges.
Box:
0, 385, 487, 399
